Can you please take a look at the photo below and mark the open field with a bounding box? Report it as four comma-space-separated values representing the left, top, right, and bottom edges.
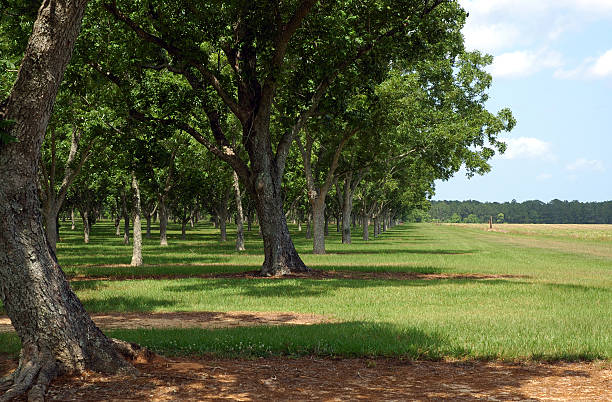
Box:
1, 221, 611, 362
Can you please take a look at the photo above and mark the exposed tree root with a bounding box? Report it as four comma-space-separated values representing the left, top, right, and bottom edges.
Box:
0, 342, 153, 401
111, 338, 155, 364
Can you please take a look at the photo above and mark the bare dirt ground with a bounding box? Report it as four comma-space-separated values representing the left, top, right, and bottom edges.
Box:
68, 270, 525, 282
1, 354, 610, 401
0, 311, 332, 333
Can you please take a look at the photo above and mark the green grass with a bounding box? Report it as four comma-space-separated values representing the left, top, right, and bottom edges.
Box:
1, 221, 611, 361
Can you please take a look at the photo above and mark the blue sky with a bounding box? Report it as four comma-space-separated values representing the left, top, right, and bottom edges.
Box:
433, 0, 612, 202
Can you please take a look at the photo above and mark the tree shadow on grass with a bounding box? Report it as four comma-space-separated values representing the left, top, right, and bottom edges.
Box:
81, 296, 178, 313
163, 277, 525, 299
318, 248, 478, 256
106, 321, 460, 359
545, 282, 612, 295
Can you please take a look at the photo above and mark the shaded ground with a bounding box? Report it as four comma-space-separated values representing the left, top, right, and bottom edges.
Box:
69, 269, 525, 282
1, 355, 610, 401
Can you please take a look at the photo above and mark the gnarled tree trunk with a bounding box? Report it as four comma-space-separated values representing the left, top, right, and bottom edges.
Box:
0, 1, 139, 399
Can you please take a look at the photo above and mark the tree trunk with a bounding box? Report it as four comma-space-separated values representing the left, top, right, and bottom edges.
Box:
44, 203, 59, 252
181, 220, 187, 240
233, 171, 245, 251
145, 214, 152, 238
251, 187, 308, 275
305, 212, 312, 239
0, 1, 137, 399
311, 200, 326, 254
374, 216, 380, 238
122, 210, 130, 246
341, 177, 353, 244
158, 198, 168, 246
324, 212, 329, 237
362, 214, 370, 241
81, 210, 90, 244
247, 211, 253, 232
217, 186, 231, 242
114, 211, 121, 236
130, 173, 142, 267
71, 207, 76, 230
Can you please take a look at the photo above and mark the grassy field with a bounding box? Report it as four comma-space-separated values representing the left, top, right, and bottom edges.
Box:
1, 221, 611, 361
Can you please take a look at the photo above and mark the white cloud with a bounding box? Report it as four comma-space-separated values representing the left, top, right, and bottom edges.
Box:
566, 158, 605, 172
501, 137, 555, 160
462, 23, 521, 53
590, 50, 612, 77
459, 0, 612, 55
489, 49, 563, 78
555, 49, 612, 79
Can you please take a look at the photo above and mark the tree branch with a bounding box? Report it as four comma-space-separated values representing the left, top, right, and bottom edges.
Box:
103, 1, 246, 122
276, 1, 445, 173
261, 0, 318, 103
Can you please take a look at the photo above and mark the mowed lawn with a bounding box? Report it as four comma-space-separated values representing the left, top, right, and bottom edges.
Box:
1, 221, 611, 361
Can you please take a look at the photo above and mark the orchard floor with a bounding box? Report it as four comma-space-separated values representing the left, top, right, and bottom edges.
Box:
1, 310, 611, 400
1, 354, 611, 401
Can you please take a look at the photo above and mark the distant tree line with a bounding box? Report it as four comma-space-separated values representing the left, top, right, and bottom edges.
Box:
427, 200, 612, 224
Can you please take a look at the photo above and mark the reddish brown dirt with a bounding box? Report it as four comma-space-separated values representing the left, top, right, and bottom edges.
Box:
0, 311, 333, 333
1, 355, 610, 400
69, 269, 524, 282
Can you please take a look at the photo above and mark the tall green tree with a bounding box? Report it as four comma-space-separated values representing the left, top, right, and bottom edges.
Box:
98, 0, 465, 275
0, 1, 140, 399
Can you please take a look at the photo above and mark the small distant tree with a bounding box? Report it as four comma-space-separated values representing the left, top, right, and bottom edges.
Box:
464, 213, 479, 223
497, 212, 505, 223
450, 213, 462, 223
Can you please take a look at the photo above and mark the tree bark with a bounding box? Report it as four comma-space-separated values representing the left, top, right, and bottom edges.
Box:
311, 200, 325, 254
181, 219, 187, 240
324, 212, 329, 237
305, 212, 312, 240
158, 197, 168, 246
145, 214, 152, 238
362, 214, 370, 241
122, 192, 129, 245
0, 1, 138, 399
341, 176, 353, 244
130, 173, 142, 267
70, 207, 76, 230
80, 210, 90, 244
246, 210, 253, 232
216, 185, 231, 242
374, 215, 380, 238
44, 205, 59, 251
232, 171, 245, 251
